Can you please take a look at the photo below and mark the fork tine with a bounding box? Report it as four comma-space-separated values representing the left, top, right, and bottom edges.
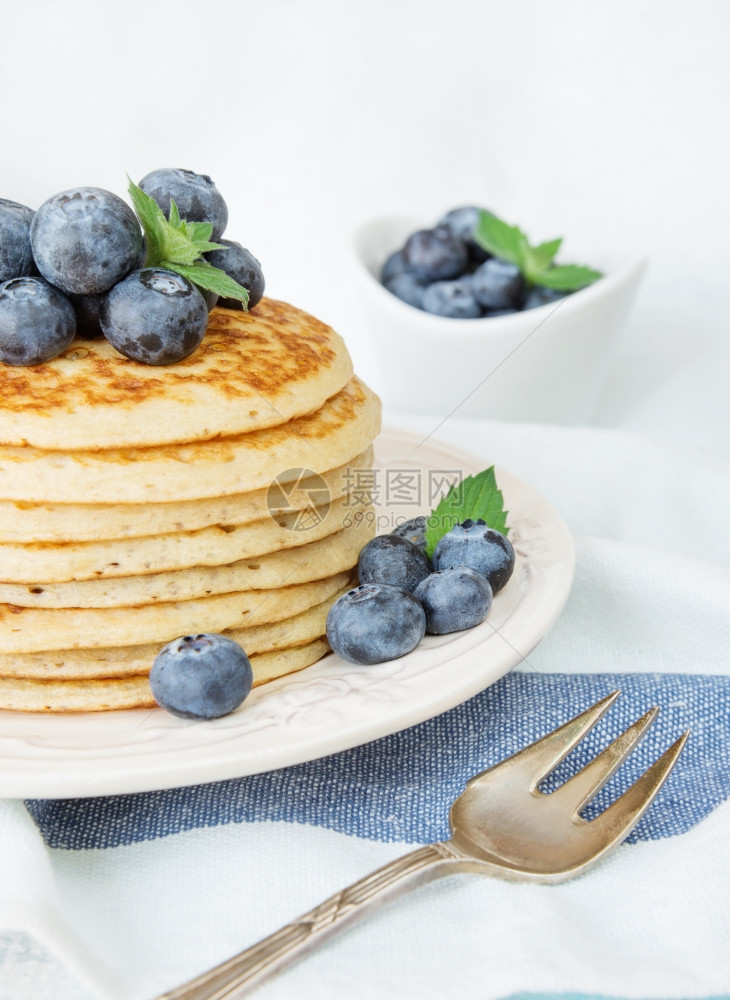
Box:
508, 690, 621, 787
586, 730, 690, 844
548, 705, 659, 816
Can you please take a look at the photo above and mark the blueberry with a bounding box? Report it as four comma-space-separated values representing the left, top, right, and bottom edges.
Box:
433, 519, 515, 593
30, 187, 143, 296
436, 206, 490, 264
199, 287, 219, 312
0, 199, 35, 283
326, 583, 426, 664
523, 285, 568, 310
402, 228, 469, 281
471, 258, 525, 310
137, 238, 149, 268
0, 277, 75, 366
414, 567, 493, 634
358, 534, 433, 593
422, 279, 482, 319
384, 272, 429, 309
100, 268, 208, 365
381, 248, 410, 284
139, 168, 228, 240
437, 206, 481, 242
391, 516, 427, 550
150, 633, 253, 720
487, 307, 519, 317
205, 239, 265, 309
68, 292, 105, 338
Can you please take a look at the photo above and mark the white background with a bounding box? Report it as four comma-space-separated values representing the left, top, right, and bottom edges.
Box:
1, 0, 729, 451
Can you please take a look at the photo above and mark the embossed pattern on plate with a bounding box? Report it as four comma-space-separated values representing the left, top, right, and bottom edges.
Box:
0, 428, 575, 798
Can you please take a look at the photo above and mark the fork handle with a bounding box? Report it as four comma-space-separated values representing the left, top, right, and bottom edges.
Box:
156, 842, 462, 1000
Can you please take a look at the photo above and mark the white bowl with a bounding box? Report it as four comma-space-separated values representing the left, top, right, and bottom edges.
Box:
351, 215, 646, 424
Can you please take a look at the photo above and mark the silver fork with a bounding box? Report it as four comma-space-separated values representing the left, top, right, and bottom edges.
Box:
157, 690, 689, 1000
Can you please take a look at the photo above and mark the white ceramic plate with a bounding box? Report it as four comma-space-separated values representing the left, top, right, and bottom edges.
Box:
0, 428, 575, 799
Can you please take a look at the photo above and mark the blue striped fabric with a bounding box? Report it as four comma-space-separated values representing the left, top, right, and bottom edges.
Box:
26, 671, 730, 851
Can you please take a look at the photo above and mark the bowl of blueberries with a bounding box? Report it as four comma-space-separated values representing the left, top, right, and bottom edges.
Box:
352, 207, 646, 424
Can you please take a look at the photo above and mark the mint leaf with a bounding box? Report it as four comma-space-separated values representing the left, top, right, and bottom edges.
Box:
127, 177, 248, 306
425, 466, 509, 558
127, 179, 164, 266
473, 209, 601, 291
170, 261, 250, 306
182, 220, 217, 246
168, 198, 182, 229
527, 237, 562, 272
533, 263, 603, 292
159, 226, 205, 266
474, 212, 528, 269
181, 220, 211, 240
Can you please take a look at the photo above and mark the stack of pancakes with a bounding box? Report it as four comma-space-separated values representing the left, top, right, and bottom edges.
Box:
0, 299, 381, 712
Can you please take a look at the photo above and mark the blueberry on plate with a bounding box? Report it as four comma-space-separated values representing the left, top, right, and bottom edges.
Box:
402, 227, 469, 282
139, 168, 228, 240
384, 272, 429, 309
205, 239, 265, 309
414, 567, 493, 634
150, 633, 253, 720
0, 198, 36, 284
326, 583, 426, 664
433, 519, 515, 593
0, 276, 75, 366
30, 187, 143, 296
471, 258, 525, 310
391, 516, 427, 551
100, 267, 208, 365
422, 278, 482, 318
358, 533, 433, 593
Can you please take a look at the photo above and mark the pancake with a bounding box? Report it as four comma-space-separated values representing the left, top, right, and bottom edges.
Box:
0, 587, 348, 679
0, 638, 331, 712
0, 571, 350, 654
0, 446, 372, 543
250, 638, 330, 686
0, 375, 381, 504
0, 517, 373, 607
0, 496, 370, 584
0, 300, 354, 450
0, 674, 158, 712
0, 292, 381, 711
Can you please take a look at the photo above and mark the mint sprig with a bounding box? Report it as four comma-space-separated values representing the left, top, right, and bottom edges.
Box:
127, 178, 249, 307
474, 210, 602, 292
425, 466, 509, 558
